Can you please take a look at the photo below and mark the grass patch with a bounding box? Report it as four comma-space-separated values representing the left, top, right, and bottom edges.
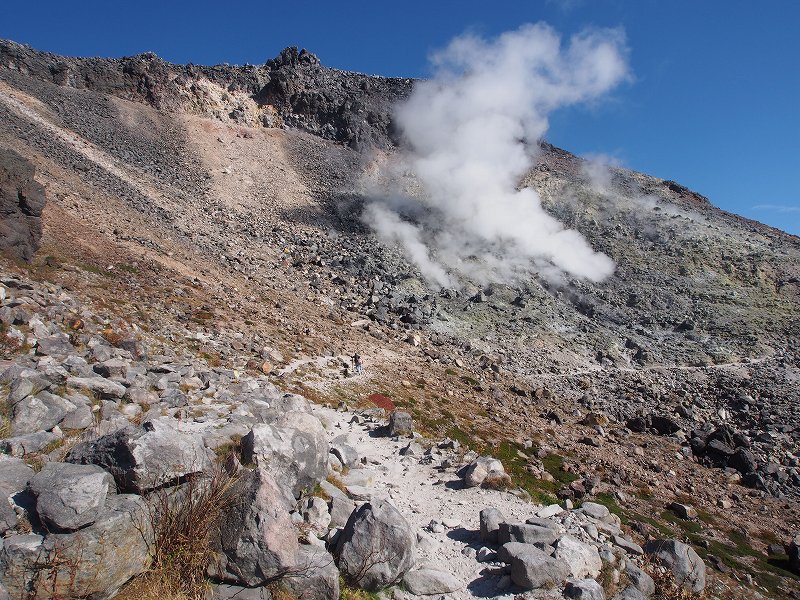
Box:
339, 578, 382, 600
629, 511, 674, 538
593, 493, 626, 520
541, 453, 579, 485
460, 375, 479, 386
445, 426, 473, 449
0, 394, 11, 438
494, 441, 558, 504
660, 510, 702, 534
213, 434, 242, 463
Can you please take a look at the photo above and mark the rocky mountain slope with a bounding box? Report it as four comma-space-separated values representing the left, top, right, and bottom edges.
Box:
0, 39, 799, 598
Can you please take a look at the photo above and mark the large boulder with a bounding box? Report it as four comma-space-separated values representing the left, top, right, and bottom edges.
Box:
787, 533, 800, 574
29, 462, 115, 531
502, 542, 570, 590
553, 535, 603, 579
643, 539, 706, 593
10, 391, 73, 436
66, 376, 127, 399
0, 456, 34, 534
0, 148, 45, 262
333, 499, 417, 591
498, 522, 558, 546
210, 465, 299, 586
387, 411, 413, 437
241, 410, 329, 499
0, 430, 62, 457
35, 334, 75, 358
66, 419, 213, 493
0, 494, 151, 599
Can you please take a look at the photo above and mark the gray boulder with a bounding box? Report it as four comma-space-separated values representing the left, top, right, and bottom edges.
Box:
0, 430, 62, 457
35, 333, 74, 357
209, 583, 272, 599
60, 402, 94, 430
0, 457, 34, 533
67, 376, 126, 399
0, 149, 45, 262
643, 539, 705, 593
612, 588, 648, 600
241, 411, 329, 499
330, 434, 359, 468
30, 462, 115, 531
464, 456, 509, 488
498, 522, 559, 546
479, 507, 505, 544
210, 465, 299, 586
403, 568, 462, 595
11, 391, 73, 435
8, 376, 50, 403
581, 502, 611, 520
0, 494, 151, 599
329, 495, 356, 528
388, 411, 413, 437
789, 533, 800, 574
554, 534, 602, 578
302, 496, 332, 532
503, 542, 570, 590
66, 419, 212, 493
334, 499, 416, 591
564, 578, 606, 599
624, 562, 655, 596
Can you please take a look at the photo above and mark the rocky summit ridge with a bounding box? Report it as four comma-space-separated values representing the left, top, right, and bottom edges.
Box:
0, 39, 798, 599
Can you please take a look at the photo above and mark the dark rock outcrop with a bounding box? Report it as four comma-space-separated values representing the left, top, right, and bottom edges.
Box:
0, 148, 45, 261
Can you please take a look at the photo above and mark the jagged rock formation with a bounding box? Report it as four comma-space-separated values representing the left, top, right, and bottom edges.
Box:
0, 40, 410, 149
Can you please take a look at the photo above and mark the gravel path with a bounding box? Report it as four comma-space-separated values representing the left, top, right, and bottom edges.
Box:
314, 405, 563, 599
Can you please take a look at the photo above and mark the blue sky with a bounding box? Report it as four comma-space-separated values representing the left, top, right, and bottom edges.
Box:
1, 0, 798, 235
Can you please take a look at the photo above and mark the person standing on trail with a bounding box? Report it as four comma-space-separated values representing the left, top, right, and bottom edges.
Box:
352, 352, 363, 375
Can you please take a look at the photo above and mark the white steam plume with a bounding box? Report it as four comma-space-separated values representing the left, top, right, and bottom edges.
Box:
362, 23, 629, 287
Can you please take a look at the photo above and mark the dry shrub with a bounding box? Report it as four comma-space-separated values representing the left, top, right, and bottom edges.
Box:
101, 327, 125, 347
117, 466, 238, 600
0, 327, 21, 359
643, 557, 709, 600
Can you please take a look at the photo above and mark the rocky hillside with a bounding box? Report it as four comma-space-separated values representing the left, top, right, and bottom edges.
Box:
0, 39, 799, 599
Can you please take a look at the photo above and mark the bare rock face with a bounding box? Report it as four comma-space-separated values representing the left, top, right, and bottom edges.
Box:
643, 539, 706, 593
29, 462, 116, 532
0, 457, 34, 534
209, 465, 299, 586
0, 148, 45, 262
66, 419, 213, 493
240, 410, 329, 500
333, 499, 417, 591
0, 494, 151, 599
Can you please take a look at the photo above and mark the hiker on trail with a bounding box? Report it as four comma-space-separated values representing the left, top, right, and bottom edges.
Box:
352, 352, 363, 375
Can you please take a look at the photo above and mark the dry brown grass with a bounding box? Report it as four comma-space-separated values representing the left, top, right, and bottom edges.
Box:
643, 557, 709, 600
117, 466, 239, 600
